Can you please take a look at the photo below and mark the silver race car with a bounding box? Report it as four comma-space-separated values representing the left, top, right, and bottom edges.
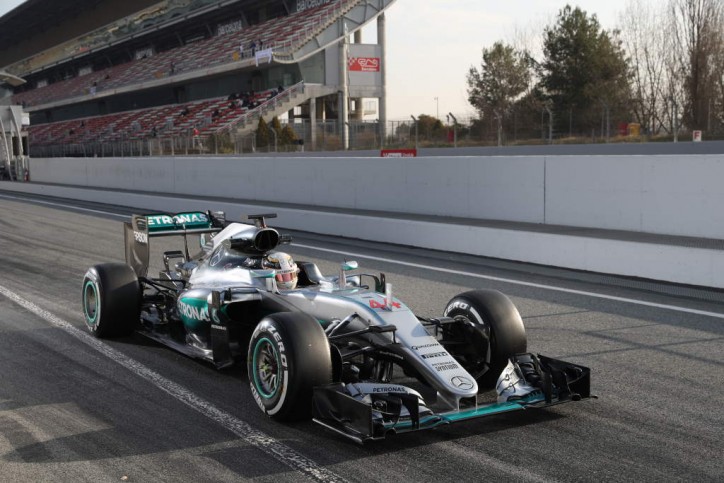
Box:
82, 211, 591, 442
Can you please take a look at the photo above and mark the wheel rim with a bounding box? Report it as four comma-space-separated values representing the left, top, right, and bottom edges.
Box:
447, 309, 490, 379
83, 280, 99, 328
252, 337, 281, 399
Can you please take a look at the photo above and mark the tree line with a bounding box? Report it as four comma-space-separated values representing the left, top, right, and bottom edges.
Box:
466, 0, 724, 142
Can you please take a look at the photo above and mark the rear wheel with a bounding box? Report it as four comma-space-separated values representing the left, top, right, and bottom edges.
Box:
82, 263, 141, 338
443, 290, 527, 390
248, 312, 332, 421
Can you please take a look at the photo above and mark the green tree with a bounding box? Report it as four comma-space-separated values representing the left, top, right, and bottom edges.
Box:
280, 124, 297, 148
540, 5, 631, 135
467, 41, 531, 119
416, 114, 444, 140
271, 116, 283, 138
256, 117, 270, 148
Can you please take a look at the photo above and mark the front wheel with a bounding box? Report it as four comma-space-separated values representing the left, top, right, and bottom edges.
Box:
443, 290, 527, 390
82, 263, 141, 338
248, 312, 332, 421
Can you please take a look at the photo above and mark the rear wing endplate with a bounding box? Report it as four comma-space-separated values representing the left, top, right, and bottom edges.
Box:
124, 211, 225, 277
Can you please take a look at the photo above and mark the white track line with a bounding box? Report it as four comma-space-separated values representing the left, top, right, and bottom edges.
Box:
292, 244, 724, 320
0, 193, 126, 218
0, 284, 346, 483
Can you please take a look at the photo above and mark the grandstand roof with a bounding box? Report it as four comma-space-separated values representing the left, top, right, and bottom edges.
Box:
0, 0, 104, 46
0, 0, 159, 67
0, 70, 25, 87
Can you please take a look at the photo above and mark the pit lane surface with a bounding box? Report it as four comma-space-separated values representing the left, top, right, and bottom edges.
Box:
0, 193, 722, 482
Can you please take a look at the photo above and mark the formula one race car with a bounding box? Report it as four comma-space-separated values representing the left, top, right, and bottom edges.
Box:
81, 210, 591, 442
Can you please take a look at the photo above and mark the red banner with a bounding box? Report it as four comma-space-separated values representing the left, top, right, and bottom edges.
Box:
381, 149, 417, 158
349, 57, 380, 72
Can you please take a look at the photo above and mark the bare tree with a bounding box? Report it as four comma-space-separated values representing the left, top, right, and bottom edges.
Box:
708, 12, 724, 134
619, 0, 669, 134
669, 0, 724, 131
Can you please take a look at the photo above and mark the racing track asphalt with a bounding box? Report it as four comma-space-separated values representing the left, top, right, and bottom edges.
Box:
0, 192, 722, 482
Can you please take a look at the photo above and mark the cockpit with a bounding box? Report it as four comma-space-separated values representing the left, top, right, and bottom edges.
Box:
205, 243, 264, 272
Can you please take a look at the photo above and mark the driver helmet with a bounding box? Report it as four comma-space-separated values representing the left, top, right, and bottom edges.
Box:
265, 252, 299, 289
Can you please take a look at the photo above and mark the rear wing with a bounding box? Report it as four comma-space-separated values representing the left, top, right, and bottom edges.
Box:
124, 211, 225, 277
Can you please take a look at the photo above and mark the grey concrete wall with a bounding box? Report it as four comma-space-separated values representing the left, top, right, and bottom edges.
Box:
544, 155, 724, 237
3, 180, 724, 288
28, 153, 724, 239
29, 155, 547, 223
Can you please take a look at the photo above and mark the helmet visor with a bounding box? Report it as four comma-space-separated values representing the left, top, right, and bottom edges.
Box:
276, 271, 295, 283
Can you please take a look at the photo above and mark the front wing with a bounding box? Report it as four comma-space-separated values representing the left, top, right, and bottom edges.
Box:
312, 354, 591, 443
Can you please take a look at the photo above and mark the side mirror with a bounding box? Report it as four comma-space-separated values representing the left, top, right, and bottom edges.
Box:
341, 261, 358, 271
339, 261, 358, 289
251, 269, 277, 293
199, 233, 212, 249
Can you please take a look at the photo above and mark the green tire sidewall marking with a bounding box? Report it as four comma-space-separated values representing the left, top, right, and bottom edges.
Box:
83, 279, 100, 328
252, 337, 280, 399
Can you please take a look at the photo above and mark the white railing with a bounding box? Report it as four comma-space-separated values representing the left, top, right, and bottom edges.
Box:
217, 81, 306, 134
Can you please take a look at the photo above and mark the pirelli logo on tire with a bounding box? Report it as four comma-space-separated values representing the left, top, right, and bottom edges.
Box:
444, 301, 469, 314
249, 322, 290, 416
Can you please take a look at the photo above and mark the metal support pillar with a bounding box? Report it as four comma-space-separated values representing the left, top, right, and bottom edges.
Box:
339, 24, 349, 150
378, 12, 387, 145
310, 96, 317, 151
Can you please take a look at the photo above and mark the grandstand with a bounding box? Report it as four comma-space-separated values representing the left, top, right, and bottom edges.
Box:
0, 0, 396, 157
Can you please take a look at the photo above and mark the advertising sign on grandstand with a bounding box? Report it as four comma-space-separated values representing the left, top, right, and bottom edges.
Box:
217, 20, 243, 36
349, 57, 380, 72
296, 0, 335, 13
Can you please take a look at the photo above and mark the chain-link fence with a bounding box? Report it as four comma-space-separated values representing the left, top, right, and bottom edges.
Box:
29, 120, 382, 157
28, 111, 724, 158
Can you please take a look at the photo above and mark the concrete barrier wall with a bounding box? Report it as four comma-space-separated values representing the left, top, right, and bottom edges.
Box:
28, 153, 724, 238
30, 156, 547, 223
545, 155, 724, 237
3, 181, 724, 288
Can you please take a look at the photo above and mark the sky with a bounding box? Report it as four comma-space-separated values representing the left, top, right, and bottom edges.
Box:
378, 0, 632, 120
0, 0, 633, 120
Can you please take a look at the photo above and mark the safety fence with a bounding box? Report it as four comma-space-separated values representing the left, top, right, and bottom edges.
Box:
28, 114, 724, 158
29, 119, 387, 157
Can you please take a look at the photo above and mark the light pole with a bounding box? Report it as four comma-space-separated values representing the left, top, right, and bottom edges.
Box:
434, 97, 439, 120
671, 97, 678, 143
494, 110, 502, 147
545, 103, 553, 144
599, 100, 609, 142
410, 114, 418, 149
448, 112, 457, 148
269, 124, 277, 152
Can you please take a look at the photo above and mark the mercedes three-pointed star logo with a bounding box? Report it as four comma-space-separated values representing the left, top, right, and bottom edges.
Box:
450, 375, 474, 390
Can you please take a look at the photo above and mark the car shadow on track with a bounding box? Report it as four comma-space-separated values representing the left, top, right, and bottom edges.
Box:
283, 404, 567, 451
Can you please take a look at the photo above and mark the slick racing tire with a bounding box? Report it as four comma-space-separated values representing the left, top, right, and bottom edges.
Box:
82, 263, 141, 338
444, 290, 527, 390
248, 312, 332, 421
